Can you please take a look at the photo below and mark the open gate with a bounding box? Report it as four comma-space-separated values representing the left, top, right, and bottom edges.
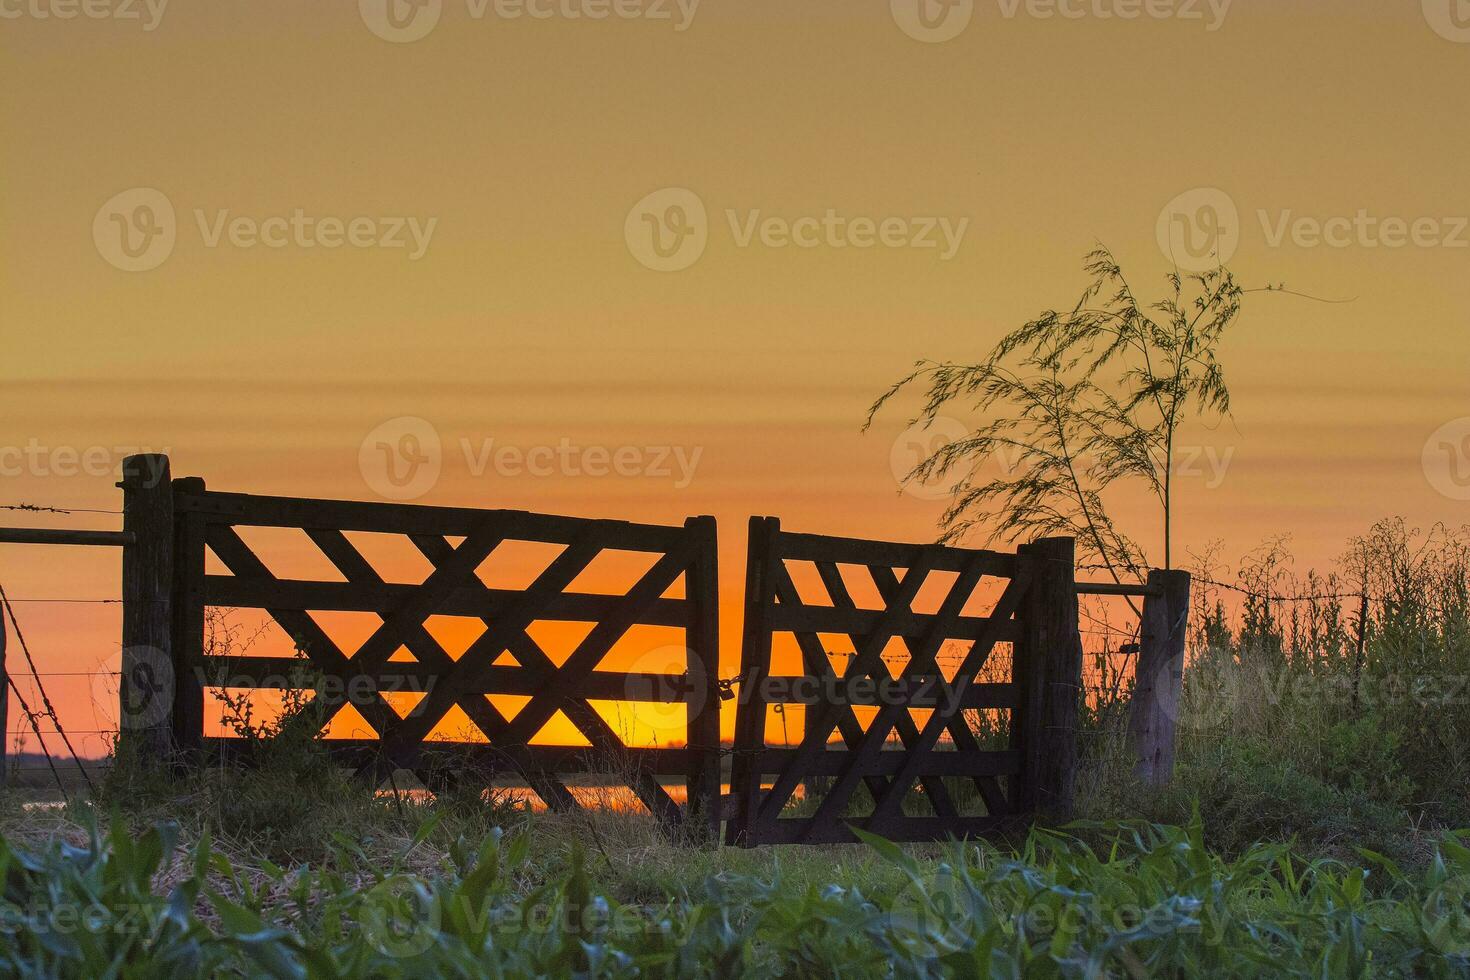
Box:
725, 518, 1081, 846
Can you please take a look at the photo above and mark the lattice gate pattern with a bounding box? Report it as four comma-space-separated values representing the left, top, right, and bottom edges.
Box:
726, 518, 1077, 846
168, 480, 721, 833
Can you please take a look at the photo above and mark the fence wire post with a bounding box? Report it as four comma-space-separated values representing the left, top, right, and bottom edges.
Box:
1129, 568, 1191, 786
1017, 537, 1083, 818
683, 514, 721, 844
119, 454, 175, 761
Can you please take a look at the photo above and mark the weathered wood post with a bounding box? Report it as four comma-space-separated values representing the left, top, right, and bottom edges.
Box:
1129, 568, 1192, 785
170, 476, 207, 760
1016, 537, 1083, 817
119, 454, 175, 759
683, 515, 722, 842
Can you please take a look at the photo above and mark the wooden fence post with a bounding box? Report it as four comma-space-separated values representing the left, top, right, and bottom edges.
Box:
170, 476, 207, 760
1016, 537, 1083, 817
1129, 568, 1191, 786
683, 515, 721, 842
119, 454, 174, 760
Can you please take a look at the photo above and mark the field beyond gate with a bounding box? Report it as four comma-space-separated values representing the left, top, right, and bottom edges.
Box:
165, 479, 722, 833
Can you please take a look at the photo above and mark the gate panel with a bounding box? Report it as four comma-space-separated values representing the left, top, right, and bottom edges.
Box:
170, 482, 720, 832
727, 517, 1053, 846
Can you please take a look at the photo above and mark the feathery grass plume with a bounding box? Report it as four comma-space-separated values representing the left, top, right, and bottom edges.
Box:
867, 246, 1243, 579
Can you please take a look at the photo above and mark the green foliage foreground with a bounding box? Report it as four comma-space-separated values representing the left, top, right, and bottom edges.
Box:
6, 812, 1470, 978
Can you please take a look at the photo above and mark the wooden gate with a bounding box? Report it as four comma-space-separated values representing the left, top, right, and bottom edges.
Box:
166, 478, 721, 832
725, 518, 1081, 846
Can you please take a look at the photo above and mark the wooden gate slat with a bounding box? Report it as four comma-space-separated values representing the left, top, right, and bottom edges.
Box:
202, 523, 403, 743
493, 545, 694, 750
730, 522, 1069, 846
378, 534, 606, 751
752, 545, 939, 828
792, 562, 958, 817
345, 521, 506, 678
814, 559, 962, 817
866, 568, 1034, 824
796, 554, 990, 839
868, 565, 1010, 816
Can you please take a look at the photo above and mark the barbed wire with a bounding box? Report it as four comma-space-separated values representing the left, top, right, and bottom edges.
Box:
6, 671, 120, 679
0, 503, 122, 515
1191, 574, 1374, 605
0, 581, 97, 794
0, 598, 125, 604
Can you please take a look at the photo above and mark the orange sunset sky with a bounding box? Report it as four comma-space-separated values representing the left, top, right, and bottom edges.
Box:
2, 1, 1468, 756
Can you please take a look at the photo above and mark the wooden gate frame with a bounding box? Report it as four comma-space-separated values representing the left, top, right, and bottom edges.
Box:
125, 470, 721, 834
725, 518, 1082, 846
